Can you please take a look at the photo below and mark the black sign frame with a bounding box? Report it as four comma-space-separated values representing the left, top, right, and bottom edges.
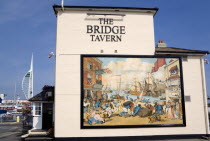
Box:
80, 54, 186, 129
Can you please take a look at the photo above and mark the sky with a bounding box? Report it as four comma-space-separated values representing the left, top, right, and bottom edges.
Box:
0, 0, 210, 100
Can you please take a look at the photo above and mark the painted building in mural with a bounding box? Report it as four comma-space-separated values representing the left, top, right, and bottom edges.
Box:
83, 57, 103, 101
52, 5, 209, 140
164, 59, 181, 103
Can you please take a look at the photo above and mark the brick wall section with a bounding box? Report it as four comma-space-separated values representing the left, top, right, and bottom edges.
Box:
83, 57, 102, 88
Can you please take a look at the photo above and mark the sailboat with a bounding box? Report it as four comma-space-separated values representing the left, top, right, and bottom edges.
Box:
144, 72, 166, 97
129, 78, 143, 95
103, 85, 112, 93
144, 72, 154, 92
154, 81, 166, 97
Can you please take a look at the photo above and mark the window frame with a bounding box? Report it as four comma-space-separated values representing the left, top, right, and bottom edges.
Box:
34, 102, 42, 116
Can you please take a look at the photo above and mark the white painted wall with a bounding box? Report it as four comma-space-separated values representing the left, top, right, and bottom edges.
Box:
54, 8, 209, 137
55, 55, 209, 137
55, 9, 156, 55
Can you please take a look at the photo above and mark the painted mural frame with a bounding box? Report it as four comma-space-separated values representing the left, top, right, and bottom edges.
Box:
81, 54, 186, 129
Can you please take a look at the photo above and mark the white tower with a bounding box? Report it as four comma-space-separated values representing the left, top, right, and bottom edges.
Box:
22, 54, 33, 99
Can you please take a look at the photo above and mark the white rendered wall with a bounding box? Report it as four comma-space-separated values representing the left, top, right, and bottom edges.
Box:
55, 10, 155, 55
55, 55, 209, 137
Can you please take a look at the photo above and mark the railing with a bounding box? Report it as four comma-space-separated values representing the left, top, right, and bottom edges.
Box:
0, 114, 23, 123
96, 80, 102, 84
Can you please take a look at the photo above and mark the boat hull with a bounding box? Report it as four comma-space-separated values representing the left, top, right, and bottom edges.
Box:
129, 91, 147, 96
103, 91, 112, 93
129, 91, 140, 95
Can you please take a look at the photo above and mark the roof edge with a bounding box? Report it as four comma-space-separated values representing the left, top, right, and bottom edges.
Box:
155, 47, 209, 55
53, 5, 159, 16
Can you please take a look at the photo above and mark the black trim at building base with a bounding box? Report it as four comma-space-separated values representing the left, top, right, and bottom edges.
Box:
55, 134, 209, 141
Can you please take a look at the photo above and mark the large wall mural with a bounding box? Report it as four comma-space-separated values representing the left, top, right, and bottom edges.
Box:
81, 55, 186, 128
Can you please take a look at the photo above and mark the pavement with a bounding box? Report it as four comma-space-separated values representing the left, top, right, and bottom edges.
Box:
0, 123, 209, 141
148, 139, 208, 141
0, 122, 23, 141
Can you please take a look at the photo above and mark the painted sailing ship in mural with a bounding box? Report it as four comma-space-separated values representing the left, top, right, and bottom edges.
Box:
129, 78, 142, 95
103, 85, 112, 93
144, 72, 155, 96
143, 71, 167, 97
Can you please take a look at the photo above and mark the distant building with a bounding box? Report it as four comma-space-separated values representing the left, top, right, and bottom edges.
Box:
0, 93, 6, 100
0, 99, 31, 111
28, 86, 54, 130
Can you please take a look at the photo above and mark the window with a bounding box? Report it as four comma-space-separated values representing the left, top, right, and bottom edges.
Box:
170, 70, 178, 75
96, 74, 98, 80
87, 73, 92, 84
35, 103, 41, 115
169, 65, 178, 75
87, 62, 93, 70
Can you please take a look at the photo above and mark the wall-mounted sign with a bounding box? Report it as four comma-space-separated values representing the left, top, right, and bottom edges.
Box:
87, 18, 126, 42
81, 55, 186, 129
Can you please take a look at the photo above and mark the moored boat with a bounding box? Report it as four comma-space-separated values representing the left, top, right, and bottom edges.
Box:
129, 78, 142, 95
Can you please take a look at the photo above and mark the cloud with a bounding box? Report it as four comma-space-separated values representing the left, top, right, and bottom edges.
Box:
152, 65, 166, 81
102, 58, 155, 90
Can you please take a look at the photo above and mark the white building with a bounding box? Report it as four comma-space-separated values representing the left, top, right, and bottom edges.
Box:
28, 86, 54, 130
51, 5, 209, 140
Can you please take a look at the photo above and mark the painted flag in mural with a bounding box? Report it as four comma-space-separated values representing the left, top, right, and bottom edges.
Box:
152, 58, 166, 73
95, 70, 105, 75
95, 68, 112, 74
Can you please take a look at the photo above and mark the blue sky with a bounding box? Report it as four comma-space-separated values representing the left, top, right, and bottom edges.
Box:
0, 0, 210, 100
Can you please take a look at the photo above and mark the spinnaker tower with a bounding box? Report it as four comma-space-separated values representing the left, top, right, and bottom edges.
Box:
22, 54, 33, 99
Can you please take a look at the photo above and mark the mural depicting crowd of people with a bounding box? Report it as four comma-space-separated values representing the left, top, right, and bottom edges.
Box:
82, 57, 184, 127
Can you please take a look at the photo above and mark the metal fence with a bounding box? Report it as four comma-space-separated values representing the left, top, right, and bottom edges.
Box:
0, 114, 23, 123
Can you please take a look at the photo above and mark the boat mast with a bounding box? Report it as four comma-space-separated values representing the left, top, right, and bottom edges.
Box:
13, 82, 16, 106
135, 78, 137, 92
119, 75, 121, 94
113, 75, 122, 94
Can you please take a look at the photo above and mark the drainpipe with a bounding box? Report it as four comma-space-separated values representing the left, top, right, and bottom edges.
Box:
200, 56, 209, 138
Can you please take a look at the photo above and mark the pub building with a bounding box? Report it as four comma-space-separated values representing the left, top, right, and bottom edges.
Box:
39, 5, 209, 140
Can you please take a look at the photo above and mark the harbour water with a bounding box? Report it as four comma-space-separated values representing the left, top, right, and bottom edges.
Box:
104, 90, 165, 103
